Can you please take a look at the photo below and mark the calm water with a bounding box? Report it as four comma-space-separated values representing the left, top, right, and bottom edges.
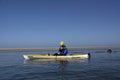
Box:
0, 49, 120, 80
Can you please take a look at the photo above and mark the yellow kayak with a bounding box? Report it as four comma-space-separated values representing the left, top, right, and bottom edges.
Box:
23, 53, 89, 60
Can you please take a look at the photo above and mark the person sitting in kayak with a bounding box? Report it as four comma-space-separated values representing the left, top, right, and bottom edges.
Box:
54, 41, 68, 56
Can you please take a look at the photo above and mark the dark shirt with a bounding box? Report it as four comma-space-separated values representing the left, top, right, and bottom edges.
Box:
59, 45, 68, 55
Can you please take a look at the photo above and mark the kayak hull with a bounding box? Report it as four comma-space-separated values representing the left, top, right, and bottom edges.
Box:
23, 53, 89, 60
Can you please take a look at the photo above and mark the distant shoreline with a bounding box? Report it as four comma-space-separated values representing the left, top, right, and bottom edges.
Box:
0, 46, 120, 51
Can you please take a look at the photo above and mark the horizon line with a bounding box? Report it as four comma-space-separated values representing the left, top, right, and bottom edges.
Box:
0, 46, 120, 51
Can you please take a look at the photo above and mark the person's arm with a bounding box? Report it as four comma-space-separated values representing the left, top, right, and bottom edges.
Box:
63, 48, 68, 55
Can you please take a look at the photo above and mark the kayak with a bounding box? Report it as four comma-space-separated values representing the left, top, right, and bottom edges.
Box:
23, 53, 89, 60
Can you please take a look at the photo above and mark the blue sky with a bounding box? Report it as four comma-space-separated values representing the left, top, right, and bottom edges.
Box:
0, 0, 120, 48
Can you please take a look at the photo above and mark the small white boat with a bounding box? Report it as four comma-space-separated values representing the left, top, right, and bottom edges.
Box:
23, 53, 89, 60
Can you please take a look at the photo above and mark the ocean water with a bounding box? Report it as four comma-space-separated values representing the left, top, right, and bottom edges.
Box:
0, 49, 120, 80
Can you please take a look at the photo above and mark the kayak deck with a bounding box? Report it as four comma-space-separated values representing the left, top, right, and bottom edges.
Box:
23, 53, 89, 60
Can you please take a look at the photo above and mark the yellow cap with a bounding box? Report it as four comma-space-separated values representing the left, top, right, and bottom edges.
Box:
60, 41, 64, 46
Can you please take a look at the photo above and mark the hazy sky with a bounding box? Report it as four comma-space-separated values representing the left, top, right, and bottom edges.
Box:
0, 0, 120, 48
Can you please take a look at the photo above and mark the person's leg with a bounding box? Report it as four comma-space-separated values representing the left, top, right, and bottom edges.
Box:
54, 53, 58, 56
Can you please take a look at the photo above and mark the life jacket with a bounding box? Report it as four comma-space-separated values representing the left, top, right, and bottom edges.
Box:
59, 47, 68, 55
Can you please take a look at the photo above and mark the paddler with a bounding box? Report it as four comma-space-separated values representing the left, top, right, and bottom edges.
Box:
54, 41, 68, 56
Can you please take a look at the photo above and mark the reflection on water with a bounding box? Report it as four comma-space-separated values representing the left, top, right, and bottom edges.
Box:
24, 58, 89, 80
24, 58, 89, 64
56, 60, 68, 80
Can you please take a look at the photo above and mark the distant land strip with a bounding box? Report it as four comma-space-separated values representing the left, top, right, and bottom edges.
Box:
0, 46, 120, 51
0, 48, 57, 51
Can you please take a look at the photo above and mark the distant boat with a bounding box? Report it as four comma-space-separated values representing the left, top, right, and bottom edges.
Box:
107, 49, 112, 53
